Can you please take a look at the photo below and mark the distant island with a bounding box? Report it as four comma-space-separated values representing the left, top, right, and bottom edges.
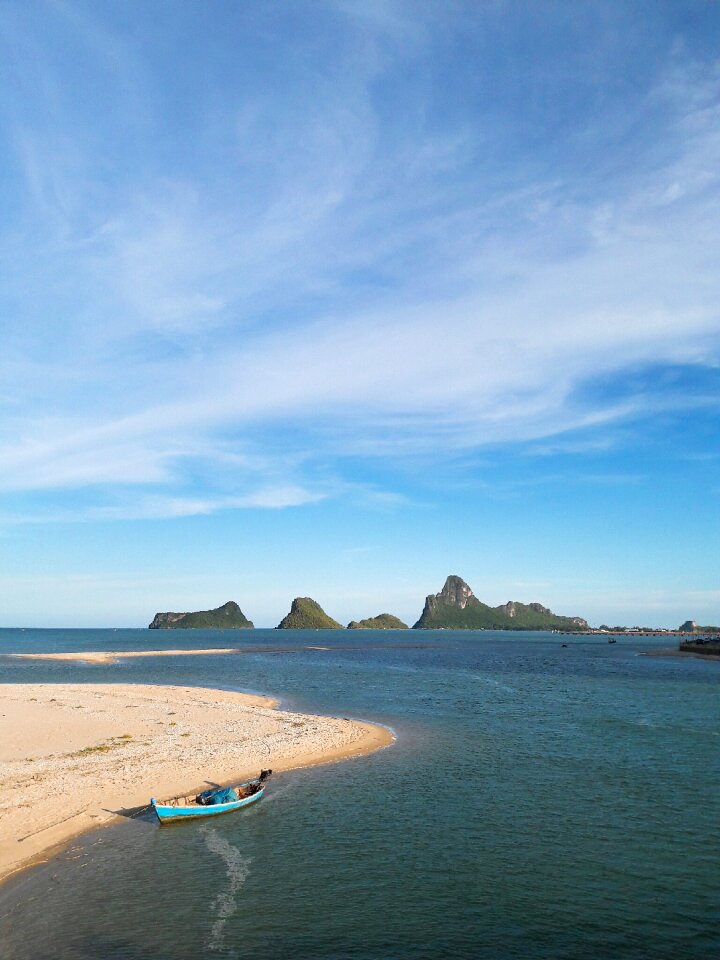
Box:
149, 601, 253, 630
412, 575, 589, 631
276, 597, 342, 630
145, 590, 718, 635
347, 613, 409, 630
146, 578, 595, 632
145, 574, 708, 632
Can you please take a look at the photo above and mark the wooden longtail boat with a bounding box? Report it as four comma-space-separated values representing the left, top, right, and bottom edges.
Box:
151, 769, 271, 824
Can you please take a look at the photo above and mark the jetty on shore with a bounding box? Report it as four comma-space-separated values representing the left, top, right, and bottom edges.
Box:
678, 637, 720, 657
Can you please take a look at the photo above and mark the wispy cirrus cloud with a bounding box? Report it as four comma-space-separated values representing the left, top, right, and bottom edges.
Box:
86, 485, 327, 521
1, 2, 719, 524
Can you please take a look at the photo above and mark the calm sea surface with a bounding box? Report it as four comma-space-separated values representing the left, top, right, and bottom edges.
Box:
0, 629, 717, 960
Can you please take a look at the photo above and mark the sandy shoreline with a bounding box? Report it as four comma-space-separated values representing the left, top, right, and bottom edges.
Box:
0, 683, 394, 885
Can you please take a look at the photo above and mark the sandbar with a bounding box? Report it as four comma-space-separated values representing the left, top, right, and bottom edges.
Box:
12, 641, 436, 665
0, 683, 393, 885
15, 648, 248, 664
15, 646, 341, 664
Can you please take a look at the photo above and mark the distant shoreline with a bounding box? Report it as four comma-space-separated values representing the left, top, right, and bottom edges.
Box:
3, 627, 596, 632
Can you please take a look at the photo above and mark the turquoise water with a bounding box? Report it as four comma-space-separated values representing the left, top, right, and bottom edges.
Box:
0, 629, 718, 959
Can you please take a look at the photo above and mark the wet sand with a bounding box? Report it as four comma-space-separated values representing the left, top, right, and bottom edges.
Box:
0, 683, 394, 885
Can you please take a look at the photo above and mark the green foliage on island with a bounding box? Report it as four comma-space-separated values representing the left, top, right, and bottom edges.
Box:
492, 600, 588, 630
347, 613, 409, 630
413, 576, 588, 632
276, 597, 342, 630
149, 601, 253, 629
147, 579, 590, 633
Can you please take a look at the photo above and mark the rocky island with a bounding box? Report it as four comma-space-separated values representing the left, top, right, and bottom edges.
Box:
413, 576, 588, 631
276, 597, 342, 629
147, 580, 589, 632
149, 600, 254, 629
347, 613, 409, 630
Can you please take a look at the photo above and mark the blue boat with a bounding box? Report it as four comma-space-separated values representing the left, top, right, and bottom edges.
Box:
151, 769, 271, 824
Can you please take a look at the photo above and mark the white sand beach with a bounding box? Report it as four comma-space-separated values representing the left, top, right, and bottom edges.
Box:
0, 683, 393, 884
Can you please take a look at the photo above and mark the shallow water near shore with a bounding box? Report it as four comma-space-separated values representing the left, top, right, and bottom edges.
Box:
0, 629, 718, 959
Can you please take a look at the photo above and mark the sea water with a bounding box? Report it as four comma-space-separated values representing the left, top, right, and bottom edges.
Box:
0, 629, 717, 960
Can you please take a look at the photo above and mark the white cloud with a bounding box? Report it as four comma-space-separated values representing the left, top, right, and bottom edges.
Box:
89, 485, 326, 520
1, 11, 719, 520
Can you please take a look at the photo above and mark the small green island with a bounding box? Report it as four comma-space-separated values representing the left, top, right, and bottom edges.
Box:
347, 613, 409, 630
148, 601, 253, 630
276, 597, 342, 629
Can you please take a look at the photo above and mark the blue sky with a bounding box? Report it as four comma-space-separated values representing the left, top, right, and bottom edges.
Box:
1, 1, 719, 627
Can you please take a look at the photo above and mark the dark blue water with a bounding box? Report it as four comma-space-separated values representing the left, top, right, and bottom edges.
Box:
0, 629, 718, 959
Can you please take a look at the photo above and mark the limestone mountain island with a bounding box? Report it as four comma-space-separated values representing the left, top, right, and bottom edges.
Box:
148, 601, 253, 629
148, 580, 588, 632
347, 613, 409, 629
276, 597, 342, 630
413, 576, 588, 631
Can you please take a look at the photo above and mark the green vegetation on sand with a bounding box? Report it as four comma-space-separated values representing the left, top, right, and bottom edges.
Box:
276, 597, 342, 630
148, 601, 254, 629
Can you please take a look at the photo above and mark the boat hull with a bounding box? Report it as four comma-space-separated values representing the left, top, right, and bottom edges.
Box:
151, 787, 264, 824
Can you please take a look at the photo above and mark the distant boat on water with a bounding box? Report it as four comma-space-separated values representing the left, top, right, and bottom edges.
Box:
151, 769, 271, 824
608, 638, 617, 644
